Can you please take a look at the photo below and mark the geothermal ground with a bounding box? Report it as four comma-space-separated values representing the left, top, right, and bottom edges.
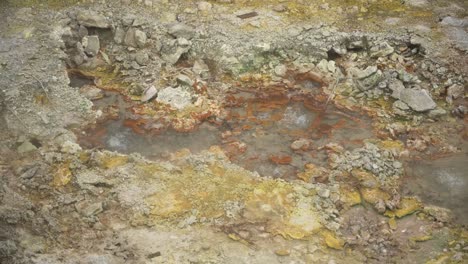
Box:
0, 0, 467, 263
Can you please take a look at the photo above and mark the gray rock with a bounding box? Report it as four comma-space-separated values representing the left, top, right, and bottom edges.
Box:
428, 108, 447, 118
370, 41, 394, 58
350, 66, 378, 79
176, 74, 194, 87
399, 88, 436, 112
76, 201, 103, 217
79, 85, 104, 100
193, 59, 210, 76
134, 30, 147, 48
161, 39, 191, 65
405, 0, 428, 7
124, 28, 137, 47
393, 100, 410, 110
197, 1, 212, 11
447, 84, 464, 100
273, 4, 287, 12
441, 16, 468, 27
157, 86, 192, 109
388, 79, 405, 99
135, 51, 149, 66
141, 85, 158, 102
0, 240, 17, 257
76, 169, 114, 188
82, 35, 100, 57
17, 141, 37, 153
121, 14, 135, 26
350, 66, 381, 91
78, 25, 88, 38
167, 23, 195, 40
76, 10, 110, 28
274, 64, 287, 77
114, 26, 125, 44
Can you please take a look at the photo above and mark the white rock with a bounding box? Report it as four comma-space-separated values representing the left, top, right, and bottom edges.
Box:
197, 1, 212, 11
141, 85, 158, 102
157, 86, 192, 109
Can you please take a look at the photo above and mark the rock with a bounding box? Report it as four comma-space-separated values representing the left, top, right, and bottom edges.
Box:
329, 61, 338, 73
76, 169, 114, 188
441, 16, 468, 27
134, 30, 147, 48
273, 4, 287, 12
114, 26, 125, 44
0, 240, 17, 257
61, 140, 83, 154
124, 28, 137, 47
82, 35, 100, 57
121, 14, 135, 26
274, 64, 287, 77
424, 205, 453, 223
78, 25, 88, 38
318, 188, 330, 198
370, 41, 394, 58
349, 66, 378, 79
135, 51, 149, 66
141, 85, 158, 102
17, 141, 37, 153
428, 108, 447, 118
176, 74, 194, 87
388, 79, 406, 99
167, 23, 195, 40
399, 88, 436, 112
76, 201, 104, 217
405, 0, 428, 7
76, 10, 110, 28
161, 39, 191, 65
157, 86, 192, 109
193, 59, 209, 76
197, 1, 212, 12
290, 138, 312, 151
393, 100, 410, 115
447, 84, 464, 100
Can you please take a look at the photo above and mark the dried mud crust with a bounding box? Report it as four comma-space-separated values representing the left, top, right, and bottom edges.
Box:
0, 0, 467, 264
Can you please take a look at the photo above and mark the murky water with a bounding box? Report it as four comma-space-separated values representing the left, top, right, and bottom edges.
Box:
221, 90, 374, 179
404, 154, 468, 225
77, 89, 374, 181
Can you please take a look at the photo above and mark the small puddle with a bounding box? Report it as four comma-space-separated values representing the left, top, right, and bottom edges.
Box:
221, 88, 374, 179
404, 154, 468, 226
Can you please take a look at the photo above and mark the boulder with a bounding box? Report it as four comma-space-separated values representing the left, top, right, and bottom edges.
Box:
399, 88, 436, 112
76, 10, 110, 28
